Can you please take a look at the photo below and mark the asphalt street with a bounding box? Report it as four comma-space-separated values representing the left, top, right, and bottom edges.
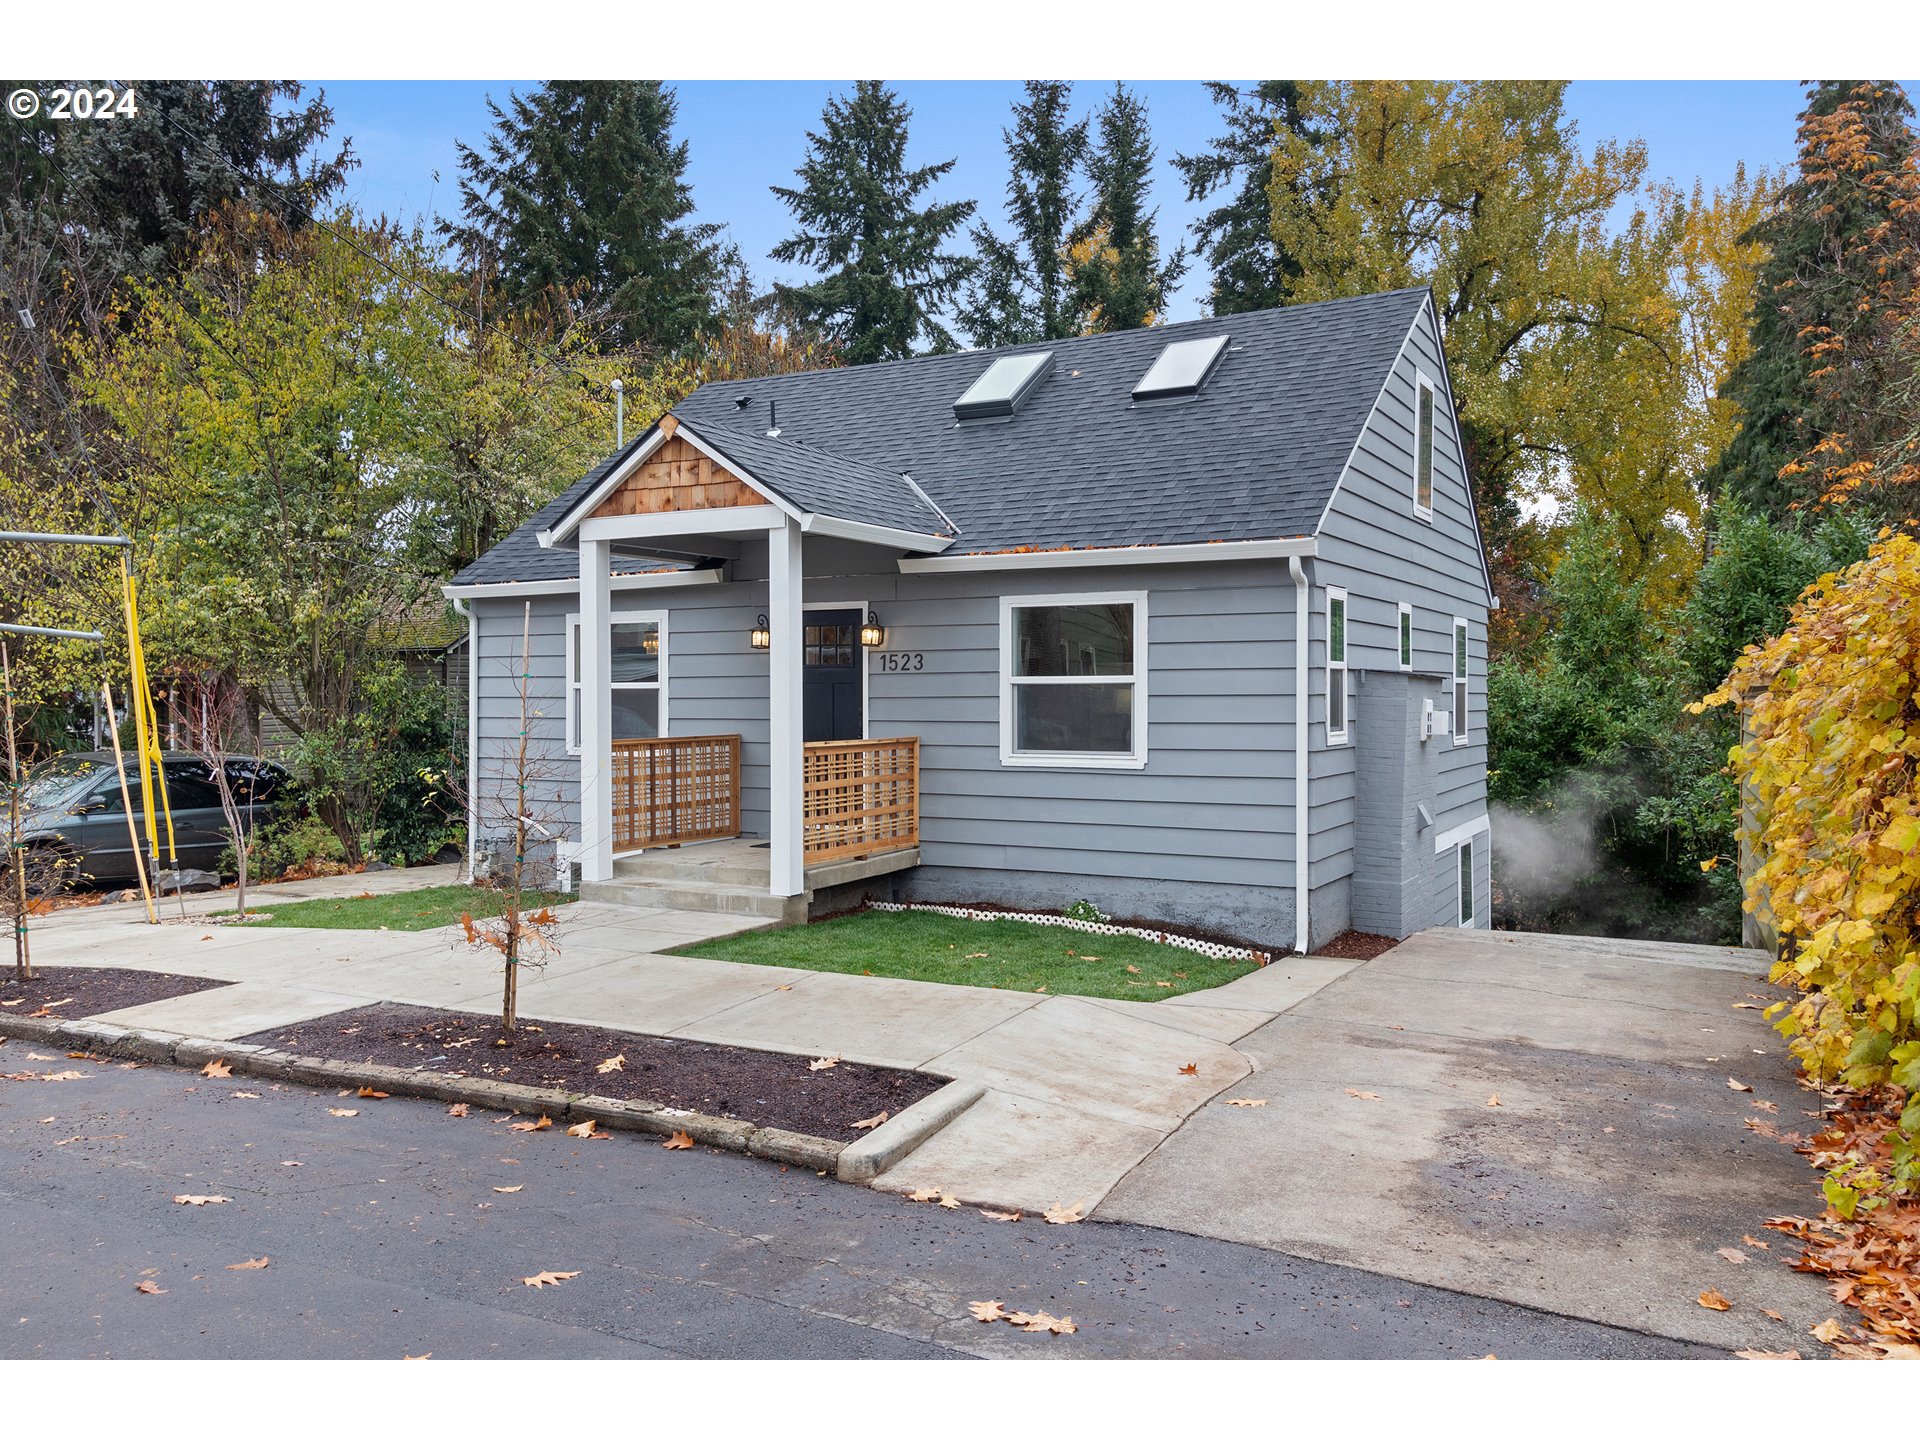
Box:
0, 1053, 1713, 1359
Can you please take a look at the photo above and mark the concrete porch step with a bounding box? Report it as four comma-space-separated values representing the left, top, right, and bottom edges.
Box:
612, 848, 770, 888
579, 874, 805, 924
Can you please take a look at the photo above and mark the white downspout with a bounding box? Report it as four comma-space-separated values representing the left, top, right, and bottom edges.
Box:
1289, 556, 1311, 957
450, 594, 477, 884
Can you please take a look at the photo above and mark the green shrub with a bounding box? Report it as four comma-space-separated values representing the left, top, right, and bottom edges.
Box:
232, 812, 347, 880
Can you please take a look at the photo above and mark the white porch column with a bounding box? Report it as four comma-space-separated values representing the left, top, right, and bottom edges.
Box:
578, 536, 615, 884
767, 519, 805, 898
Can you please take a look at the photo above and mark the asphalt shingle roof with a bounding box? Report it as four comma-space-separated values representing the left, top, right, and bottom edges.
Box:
450, 287, 1428, 587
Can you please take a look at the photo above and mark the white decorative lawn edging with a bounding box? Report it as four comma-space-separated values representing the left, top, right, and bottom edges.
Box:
866, 901, 1270, 966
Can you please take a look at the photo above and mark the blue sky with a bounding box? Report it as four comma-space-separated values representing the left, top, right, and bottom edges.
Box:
318, 80, 1815, 326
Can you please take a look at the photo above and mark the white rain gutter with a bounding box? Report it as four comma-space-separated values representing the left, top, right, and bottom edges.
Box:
1288, 555, 1311, 956
448, 594, 477, 882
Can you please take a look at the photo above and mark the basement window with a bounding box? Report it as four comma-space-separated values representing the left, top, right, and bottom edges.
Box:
1132, 334, 1230, 401
954, 350, 1054, 420
1459, 841, 1475, 926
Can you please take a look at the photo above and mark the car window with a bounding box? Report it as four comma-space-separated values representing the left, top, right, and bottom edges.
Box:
21, 757, 109, 811
224, 760, 285, 805
163, 761, 225, 810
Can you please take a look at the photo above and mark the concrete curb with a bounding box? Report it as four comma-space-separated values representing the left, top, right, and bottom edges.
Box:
837, 1079, 986, 1182
0, 1012, 843, 1173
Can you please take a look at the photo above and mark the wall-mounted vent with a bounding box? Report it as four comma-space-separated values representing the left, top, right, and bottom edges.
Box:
953, 350, 1054, 420
1132, 334, 1230, 402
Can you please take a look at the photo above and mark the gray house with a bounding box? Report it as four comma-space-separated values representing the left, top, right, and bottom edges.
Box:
445, 286, 1493, 953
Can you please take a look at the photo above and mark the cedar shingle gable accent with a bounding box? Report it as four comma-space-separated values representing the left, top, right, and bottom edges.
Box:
588, 432, 763, 519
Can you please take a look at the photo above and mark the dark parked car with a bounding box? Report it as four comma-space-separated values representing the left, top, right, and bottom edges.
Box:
11, 752, 292, 888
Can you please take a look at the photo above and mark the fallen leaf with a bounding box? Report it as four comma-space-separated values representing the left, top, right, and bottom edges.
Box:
173, 1195, 232, 1206
1345, 1088, 1382, 1102
493, 1185, 523, 1194
1154, 981, 1173, 989
1125, 965, 1140, 974
1045, 1315, 1078, 1335
1487, 1095, 1503, 1108
980, 1208, 1022, 1223
1742, 1235, 1771, 1251
403, 1353, 431, 1361
1810, 1317, 1848, 1344
937, 1193, 962, 1209
1733, 1349, 1800, 1360
851, 1110, 889, 1130
280, 1161, 302, 1167
1716, 1247, 1749, 1265
231, 1091, 260, 1099
906, 1186, 942, 1203
808, 1055, 840, 1071
225, 1257, 270, 1271
1697, 1290, 1732, 1311
662, 1130, 694, 1150
1223, 1098, 1268, 1108
1043, 1200, 1084, 1225
520, 1270, 580, 1289
1762, 1309, 1785, 1321
328, 1108, 359, 1117
200, 1059, 232, 1079
774, 984, 793, 991
356, 1086, 389, 1100
135, 1281, 166, 1295
965, 952, 989, 959
1750, 1099, 1780, 1114
968, 1300, 1006, 1323
508, 1115, 553, 1132
596, 1055, 626, 1074
446, 1103, 470, 1118
566, 1119, 598, 1139
1177, 1062, 1198, 1076
1727, 1078, 1753, 1092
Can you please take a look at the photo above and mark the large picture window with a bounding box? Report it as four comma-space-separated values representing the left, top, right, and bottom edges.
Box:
566, 612, 666, 753
1000, 592, 1147, 768
1326, 586, 1349, 744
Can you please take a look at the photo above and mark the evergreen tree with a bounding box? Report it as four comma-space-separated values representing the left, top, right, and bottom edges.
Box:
443, 81, 729, 353
1173, 81, 1317, 316
1067, 84, 1186, 332
956, 81, 1090, 347
769, 82, 976, 363
1700, 81, 1920, 521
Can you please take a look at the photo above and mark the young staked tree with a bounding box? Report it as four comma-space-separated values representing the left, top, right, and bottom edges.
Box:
1067, 84, 1187, 333
180, 672, 261, 920
443, 81, 731, 353
457, 604, 564, 1033
1701, 82, 1920, 522
770, 82, 977, 363
956, 81, 1090, 347
1173, 81, 1316, 316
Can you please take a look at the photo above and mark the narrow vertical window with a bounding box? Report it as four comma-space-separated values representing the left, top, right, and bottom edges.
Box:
1452, 616, 1470, 744
1415, 376, 1435, 517
1398, 603, 1413, 671
1458, 841, 1475, 926
1326, 587, 1348, 743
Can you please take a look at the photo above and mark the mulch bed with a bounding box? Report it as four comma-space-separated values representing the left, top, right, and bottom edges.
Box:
1311, 930, 1402, 962
238, 1002, 948, 1140
0, 965, 231, 1018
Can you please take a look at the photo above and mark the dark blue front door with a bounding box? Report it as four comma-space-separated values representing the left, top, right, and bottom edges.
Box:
803, 609, 863, 742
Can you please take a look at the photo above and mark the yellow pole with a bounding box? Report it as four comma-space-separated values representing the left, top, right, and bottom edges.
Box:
120, 558, 175, 867
102, 682, 156, 925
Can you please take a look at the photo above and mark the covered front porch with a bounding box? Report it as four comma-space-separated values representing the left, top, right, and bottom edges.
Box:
547, 413, 955, 900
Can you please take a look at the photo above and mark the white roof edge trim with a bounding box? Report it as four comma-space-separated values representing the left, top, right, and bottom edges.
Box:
898, 537, 1317, 574
798, 514, 956, 553
442, 568, 725, 600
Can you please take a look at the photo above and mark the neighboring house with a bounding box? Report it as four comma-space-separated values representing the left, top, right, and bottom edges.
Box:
445, 287, 1494, 951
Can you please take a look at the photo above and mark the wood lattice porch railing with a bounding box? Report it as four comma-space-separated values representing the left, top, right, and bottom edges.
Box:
610, 734, 741, 851
802, 737, 920, 865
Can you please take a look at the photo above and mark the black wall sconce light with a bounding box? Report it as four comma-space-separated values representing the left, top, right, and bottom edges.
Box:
860, 609, 886, 649
749, 614, 771, 650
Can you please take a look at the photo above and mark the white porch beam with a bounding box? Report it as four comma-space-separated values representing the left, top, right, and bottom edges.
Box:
577, 537, 615, 884
578, 505, 783, 546
767, 519, 806, 899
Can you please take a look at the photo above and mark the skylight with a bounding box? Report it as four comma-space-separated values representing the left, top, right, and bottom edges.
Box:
1132, 334, 1231, 402
953, 350, 1054, 420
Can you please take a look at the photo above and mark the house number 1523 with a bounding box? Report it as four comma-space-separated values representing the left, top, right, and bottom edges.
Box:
876, 652, 924, 672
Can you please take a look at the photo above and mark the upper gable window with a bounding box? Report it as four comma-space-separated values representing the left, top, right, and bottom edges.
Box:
1414, 375, 1436, 519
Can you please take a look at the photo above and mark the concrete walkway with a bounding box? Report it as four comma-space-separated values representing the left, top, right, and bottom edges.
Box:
24, 881, 1354, 1218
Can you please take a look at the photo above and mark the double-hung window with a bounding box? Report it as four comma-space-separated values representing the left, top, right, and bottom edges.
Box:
566, 611, 666, 753
1414, 374, 1436, 518
1397, 602, 1414, 671
1326, 587, 1349, 744
1000, 592, 1147, 768
1452, 616, 1470, 744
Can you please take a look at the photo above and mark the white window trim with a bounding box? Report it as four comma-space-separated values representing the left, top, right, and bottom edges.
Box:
1397, 601, 1414, 672
1452, 615, 1470, 746
998, 590, 1149, 770
566, 608, 668, 756
1325, 586, 1349, 746
1458, 839, 1476, 927
802, 598, 870, 742
1413, 370, 1437, 522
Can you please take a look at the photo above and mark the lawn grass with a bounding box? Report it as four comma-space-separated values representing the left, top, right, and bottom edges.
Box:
671, 909, 1258, 1000
249, 884, 573, 933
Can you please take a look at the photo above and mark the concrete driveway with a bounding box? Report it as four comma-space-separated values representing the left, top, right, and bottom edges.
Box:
1099, 927, 1838, 1352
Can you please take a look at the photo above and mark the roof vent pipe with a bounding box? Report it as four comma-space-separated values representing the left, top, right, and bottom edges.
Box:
767, 400, 780, 438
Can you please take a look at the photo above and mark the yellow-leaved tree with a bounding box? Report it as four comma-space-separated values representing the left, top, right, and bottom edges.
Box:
1694, 530, 1920, 1202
